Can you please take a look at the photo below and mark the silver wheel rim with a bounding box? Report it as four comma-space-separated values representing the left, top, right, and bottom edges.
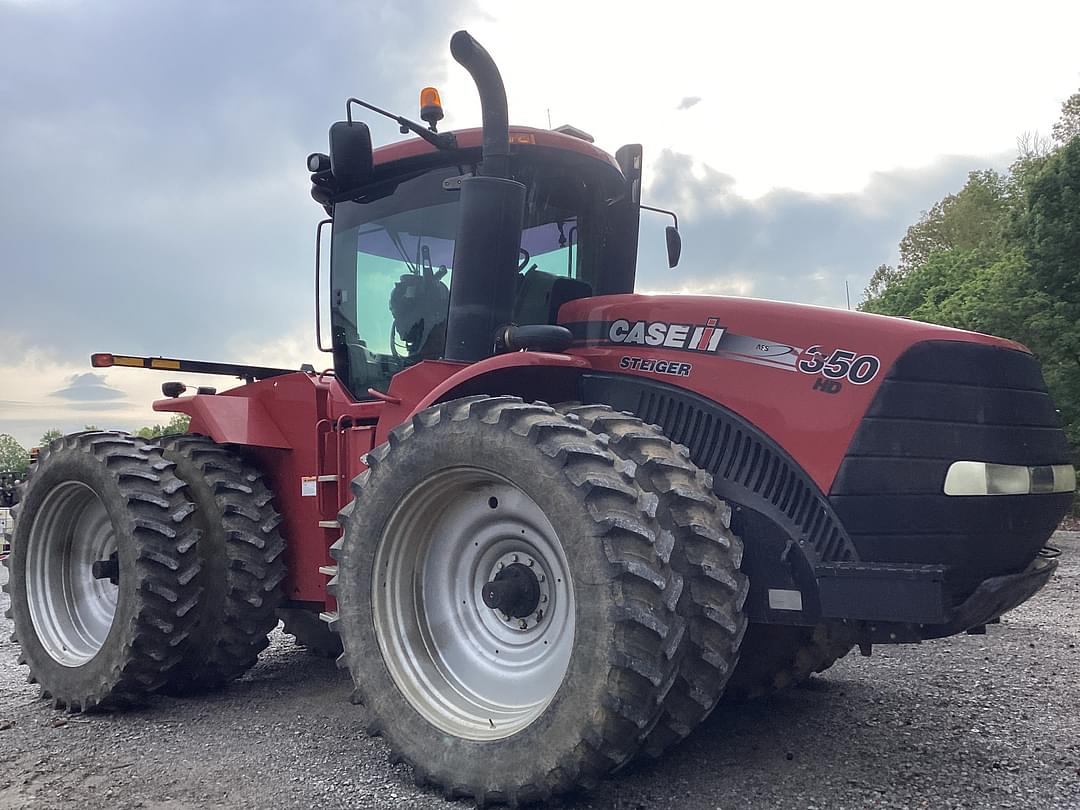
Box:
372, 467, 574, 741
25, 482, 119, 666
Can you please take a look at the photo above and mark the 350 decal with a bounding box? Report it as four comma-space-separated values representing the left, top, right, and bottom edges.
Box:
796, 345, 881, 385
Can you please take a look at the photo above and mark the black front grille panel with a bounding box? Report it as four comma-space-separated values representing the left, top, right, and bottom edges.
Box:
830, 340, 1072, 599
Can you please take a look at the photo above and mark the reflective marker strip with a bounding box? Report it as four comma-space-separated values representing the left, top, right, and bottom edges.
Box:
944, 461, 1077, 496
150, 358, 181, 370
767, 589, 804, 611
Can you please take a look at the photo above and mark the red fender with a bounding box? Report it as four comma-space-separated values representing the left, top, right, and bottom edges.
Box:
372, 352, 591, 443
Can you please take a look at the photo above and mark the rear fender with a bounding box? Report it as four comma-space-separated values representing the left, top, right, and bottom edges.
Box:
153, 394, 291, 449
377, 352, 590, 443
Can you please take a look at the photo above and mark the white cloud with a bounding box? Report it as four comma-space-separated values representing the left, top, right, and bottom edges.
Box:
442, 0, 1080, 197
0, 328, 319, 448
2, 0, 1078, 443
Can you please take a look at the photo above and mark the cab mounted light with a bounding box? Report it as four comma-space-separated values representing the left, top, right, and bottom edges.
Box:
420, 87, 444, 132
90, 353, 114, 368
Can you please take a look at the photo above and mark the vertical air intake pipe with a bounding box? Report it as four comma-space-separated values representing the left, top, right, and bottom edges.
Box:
443, 31, 526, 362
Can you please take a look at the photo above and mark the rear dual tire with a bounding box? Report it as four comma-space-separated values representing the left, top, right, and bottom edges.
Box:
3, 432, 287, 708
3, 432, 202, 710
158, 436, 286, 692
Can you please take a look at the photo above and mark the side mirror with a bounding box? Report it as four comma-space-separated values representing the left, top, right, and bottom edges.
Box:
665, 225, 682, 269
328, 121, 373, 191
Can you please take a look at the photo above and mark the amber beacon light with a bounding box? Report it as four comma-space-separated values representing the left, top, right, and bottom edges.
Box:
420, 86, 444, 131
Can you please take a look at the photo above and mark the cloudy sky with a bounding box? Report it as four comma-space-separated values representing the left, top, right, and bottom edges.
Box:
1, 0, 1079, 448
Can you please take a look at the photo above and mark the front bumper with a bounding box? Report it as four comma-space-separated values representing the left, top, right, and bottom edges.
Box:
816, 552, 1058, 642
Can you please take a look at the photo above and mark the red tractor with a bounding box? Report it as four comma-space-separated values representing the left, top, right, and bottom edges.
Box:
4, 32, 1074, 804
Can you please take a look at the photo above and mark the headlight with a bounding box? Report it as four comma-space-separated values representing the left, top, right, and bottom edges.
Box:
944, 461, 1077, 496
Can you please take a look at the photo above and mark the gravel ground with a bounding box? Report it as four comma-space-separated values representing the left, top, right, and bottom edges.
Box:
1, 533, 1078, 810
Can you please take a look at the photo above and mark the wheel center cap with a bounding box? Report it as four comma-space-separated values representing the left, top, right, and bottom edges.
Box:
482, 563, 541, 618
91, 551, 120, 586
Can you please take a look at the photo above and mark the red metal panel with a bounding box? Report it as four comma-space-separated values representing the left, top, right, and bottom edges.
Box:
558, 294, 1024, 493
153, 394, 290, 448
372, 126, 621, 172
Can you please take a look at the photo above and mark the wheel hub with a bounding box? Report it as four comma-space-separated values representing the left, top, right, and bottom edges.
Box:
91, 552, 120, 586
482, 555, 550, 630
371, 467, 574, 741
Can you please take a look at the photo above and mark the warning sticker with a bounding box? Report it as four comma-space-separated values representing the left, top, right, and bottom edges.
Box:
301, 476, 317, 497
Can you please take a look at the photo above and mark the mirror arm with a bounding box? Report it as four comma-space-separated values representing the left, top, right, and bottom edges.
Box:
639, 204, 678, 231
346, 98, 457, 151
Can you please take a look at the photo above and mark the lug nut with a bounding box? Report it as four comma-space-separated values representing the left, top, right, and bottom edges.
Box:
497, 562, 504, 570
540, 595, 548, 603
526, 558, 534, 567
519, 619, 528, 630
512, 554, 519, 563
535, 609, 544, 621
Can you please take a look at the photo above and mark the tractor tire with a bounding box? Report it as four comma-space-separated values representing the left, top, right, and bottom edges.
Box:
332, 396, 684, 805
279, 608, 342, 658
2, 432, 202, 710
557, 404, 748, 758
158, 435, 286, 692
722, 622, 854, 701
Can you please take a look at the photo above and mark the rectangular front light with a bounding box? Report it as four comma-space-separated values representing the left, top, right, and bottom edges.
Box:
944, 461, 1077, 496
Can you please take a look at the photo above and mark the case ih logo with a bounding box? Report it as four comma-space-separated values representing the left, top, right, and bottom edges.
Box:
608, 318, 726, 353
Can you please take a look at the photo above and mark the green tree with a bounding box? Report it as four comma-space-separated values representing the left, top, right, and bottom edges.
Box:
133, 413, 191, 439
1051, 91, 1080, 146
861, 117, 1080, 491
0, 434, 30, 475
38, 428, 63, 447
896, 169, 1012, 272
1015, 137, 1080, 454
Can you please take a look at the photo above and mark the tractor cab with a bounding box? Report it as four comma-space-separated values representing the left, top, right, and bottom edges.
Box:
317, 128, 644, 399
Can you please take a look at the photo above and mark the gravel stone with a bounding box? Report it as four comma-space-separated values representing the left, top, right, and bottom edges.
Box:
1, 532, 1077, 809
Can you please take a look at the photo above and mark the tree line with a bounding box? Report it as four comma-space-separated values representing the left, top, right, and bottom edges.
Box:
0, 414, 191, 476
861, 90, 1080, 474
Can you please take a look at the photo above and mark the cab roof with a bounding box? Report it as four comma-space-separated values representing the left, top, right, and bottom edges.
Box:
372, 126, 622, 173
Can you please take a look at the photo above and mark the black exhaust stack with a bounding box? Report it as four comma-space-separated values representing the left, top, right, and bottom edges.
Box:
443, 31, 526, 363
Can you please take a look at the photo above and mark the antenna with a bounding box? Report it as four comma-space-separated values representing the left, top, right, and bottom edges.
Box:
547, 108, 552, 129
845, 280, 852, 310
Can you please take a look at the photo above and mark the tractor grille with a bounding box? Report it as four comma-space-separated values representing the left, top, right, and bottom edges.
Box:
830, 340, 1072, 599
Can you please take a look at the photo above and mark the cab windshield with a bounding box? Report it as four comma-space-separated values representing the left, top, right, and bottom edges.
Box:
330, 153, 628, 399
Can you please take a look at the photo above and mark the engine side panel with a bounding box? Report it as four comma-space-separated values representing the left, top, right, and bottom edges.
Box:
559, 294, 1020, 492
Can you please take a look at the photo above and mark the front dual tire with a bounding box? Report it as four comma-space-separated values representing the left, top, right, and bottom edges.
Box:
333, 397, 687, 804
